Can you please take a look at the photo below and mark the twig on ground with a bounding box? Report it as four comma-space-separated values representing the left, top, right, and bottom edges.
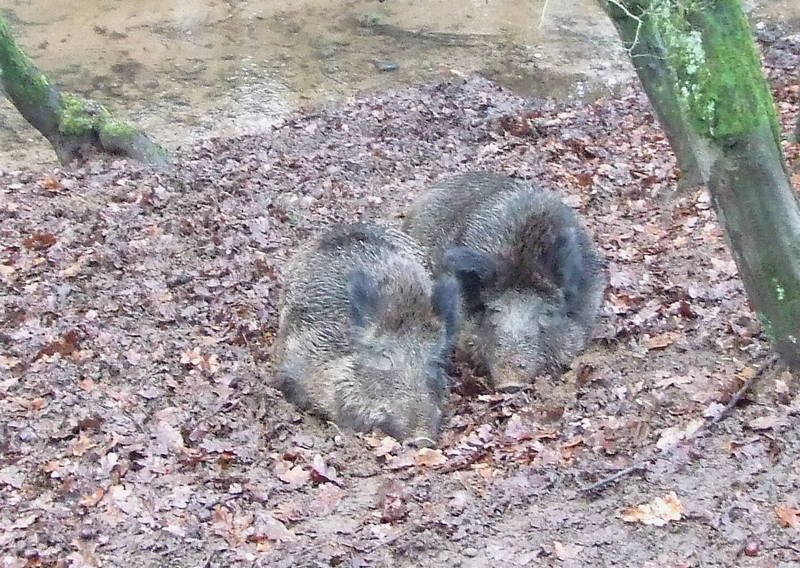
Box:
578, 463, 647, 494
437, 446, 491, 474
704, 354, 779, 429
579, 354, 780, 495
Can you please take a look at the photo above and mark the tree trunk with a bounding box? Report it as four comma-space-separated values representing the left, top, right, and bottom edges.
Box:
599, 0, 713, 187
709, 124, 800, 369
597, 0, 800, 370
0, 16, 168, 167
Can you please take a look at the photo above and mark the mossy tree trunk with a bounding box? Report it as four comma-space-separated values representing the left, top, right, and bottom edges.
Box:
601, 1, 712, 187
0, 16, 167, 167
598, 0, 800, 370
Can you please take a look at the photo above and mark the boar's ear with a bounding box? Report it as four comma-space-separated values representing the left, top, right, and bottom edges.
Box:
431, 274, 460, 344
347, 269, 381, 331
539, 228, 582, 316
442, 247, 498, 313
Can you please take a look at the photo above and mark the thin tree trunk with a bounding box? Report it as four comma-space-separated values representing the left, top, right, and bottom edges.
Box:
0, 16, 167, 167
600, 1, 713, 187
597, 0, 800, 370
709, 123, 800, 369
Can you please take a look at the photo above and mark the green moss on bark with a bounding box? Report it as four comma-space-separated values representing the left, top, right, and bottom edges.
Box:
0, 16, 53, 109
650, 0, 780, 142
1, 15, 168, 166
100, 117, 138, 141
58, 95, 96, 135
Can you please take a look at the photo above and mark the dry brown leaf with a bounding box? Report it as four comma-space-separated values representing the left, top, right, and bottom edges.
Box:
504, 414, 533, 441
376, 478, 408, 522
415, 448, 447, 467
386, 450, 417, 471
553, 541, 567, 560
41, 460, 60, 474
272, 501, 304, 524
374, 436, 400, 458
277, 464, 311, 490
621, 492, 684, 526
0, 264, 15, 282
253, 513, 299, 544
71, 433, 98, 457
211, 504, 254, 546
645, 332, 678, 350
775, 505, 800, 529
748, 415, 778, 431
23, 232, 57, 250
41, 174, 63, 191
311, 454, 341, 486
180, 346, 204, 367
153, 422, 185, 454
61, 260, 83, 278
12, 513, 38, 529
80, 488, 106, 508
307, 483, 345, 516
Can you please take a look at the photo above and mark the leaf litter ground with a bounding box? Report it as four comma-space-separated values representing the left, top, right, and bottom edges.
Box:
3, 35, 800, 568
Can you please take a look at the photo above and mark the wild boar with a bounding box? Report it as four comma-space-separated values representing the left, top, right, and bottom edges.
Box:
273, 223, 460, 445
403, 171, 604, 391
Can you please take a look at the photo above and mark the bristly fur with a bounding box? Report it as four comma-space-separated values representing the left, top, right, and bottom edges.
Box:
273, 223, 460, 444
403, 171, 605, 390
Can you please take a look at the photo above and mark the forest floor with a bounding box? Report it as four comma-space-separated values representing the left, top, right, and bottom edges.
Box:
3, 29, 800, 568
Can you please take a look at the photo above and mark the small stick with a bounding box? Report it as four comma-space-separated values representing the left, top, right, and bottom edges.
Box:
437, 446, 491, 474
579, 353, 779, 495
579, 463, 647, 494
704, 354, 779, 429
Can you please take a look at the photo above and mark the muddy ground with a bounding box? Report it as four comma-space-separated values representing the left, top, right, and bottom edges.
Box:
3, 31, 800, 568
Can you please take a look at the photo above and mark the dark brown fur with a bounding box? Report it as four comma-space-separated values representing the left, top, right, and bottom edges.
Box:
273, 223, 459, 444
403, 171, 604, 390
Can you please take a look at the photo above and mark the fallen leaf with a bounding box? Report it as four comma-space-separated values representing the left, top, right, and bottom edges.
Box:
61, 260, 84, 278
376, 478, 408, 522
621, 492, 684, 526
71, 433, 98, 457
272, 501, 304, 523
277, 464, 311, 490
41, 174, 63, 191
775, 505, 800, 529
12, 513, 38, 529
374, 436, 400, 458
152, 422, 185, 455
683, 417, 705, 438
211, 504, 254, 547
645, 332, 678, 350
386, 450, 416, 470
23, 232, 57, 250
0, 264, 15, 282
80, 488, 105, 508
553, 541, 567, 561
0, 355, 21, 370
311, 454, 342, 486
415, 447, 447, 467
748, 415, 778, 431
253, 513, 299, 543
41, 460, 60, 474
656, 427, 684, 453
307, 483, 345, 516
504, 413, 533, 441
